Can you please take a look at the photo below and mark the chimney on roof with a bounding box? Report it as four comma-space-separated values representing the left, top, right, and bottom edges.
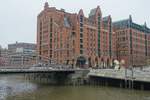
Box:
61, 8, 65, 12
129, 15, 132, 22
44, 2, 49, 9
144, 22, 147, 27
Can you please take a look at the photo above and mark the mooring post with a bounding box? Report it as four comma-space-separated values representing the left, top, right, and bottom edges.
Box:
131, 67, 134, 89
125, 68, 127, 88
129, 80, 131, 89
141, 84, 144, 90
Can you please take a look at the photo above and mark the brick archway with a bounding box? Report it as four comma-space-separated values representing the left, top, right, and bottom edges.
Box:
101, 58, 104, 68
107, 58, 110, 68
76, 56, 86, 68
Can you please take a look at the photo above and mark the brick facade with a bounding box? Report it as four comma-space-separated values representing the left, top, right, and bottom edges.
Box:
113, 16, 150, 67
37, 2, 114, 67
37, 2, 150, 67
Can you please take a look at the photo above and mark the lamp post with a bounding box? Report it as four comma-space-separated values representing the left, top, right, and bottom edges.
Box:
22, 55, 24, 67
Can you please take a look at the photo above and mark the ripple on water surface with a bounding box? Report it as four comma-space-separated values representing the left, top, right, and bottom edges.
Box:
0, 75, 37, 100
1, 75, 150, 100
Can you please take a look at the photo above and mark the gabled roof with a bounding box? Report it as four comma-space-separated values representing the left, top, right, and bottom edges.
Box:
103, 16, 111, 22
89, 8, 97, 17
113, 17, 150, 33
78, 9, 84, 16
113, 19, 129, 29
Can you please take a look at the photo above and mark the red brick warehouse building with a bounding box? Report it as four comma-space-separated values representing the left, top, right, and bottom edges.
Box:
37, 2, 115, 67
113, 15, 150, 67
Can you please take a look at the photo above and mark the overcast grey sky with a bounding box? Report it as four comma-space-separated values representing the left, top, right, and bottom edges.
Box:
0, 0, 150, 48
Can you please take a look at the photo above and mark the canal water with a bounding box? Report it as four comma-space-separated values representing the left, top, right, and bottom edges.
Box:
0, 75, 150, 100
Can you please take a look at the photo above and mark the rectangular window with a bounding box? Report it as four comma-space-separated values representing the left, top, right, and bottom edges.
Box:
60, 43, 63, 48
50, 33, 52, 37
50, 39, 52, 42
80, 45, 83, 48
80, 34, 83, 38
80, 28, 83, 32
50, 44, 52, 48
80, 50, 83, 54
50, 27, 52, 32
73, 40, 75, 46
80, 15, 83, 22
80, 23, 83, 27
80, 39, 83, 43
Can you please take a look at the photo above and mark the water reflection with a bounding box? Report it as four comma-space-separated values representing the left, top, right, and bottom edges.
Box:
0, 75, 150, 100
6, 86, 150, 100
0, 75, 37, 100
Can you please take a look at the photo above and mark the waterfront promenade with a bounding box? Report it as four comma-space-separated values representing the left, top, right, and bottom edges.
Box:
0, 66, 89, 74
88, 68, 150, 90
89, 68, 150, 82
1, 65, 150, 90
0, 66, 150, 83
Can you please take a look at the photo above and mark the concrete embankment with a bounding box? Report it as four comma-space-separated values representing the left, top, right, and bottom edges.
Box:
88, 69, 150, 90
